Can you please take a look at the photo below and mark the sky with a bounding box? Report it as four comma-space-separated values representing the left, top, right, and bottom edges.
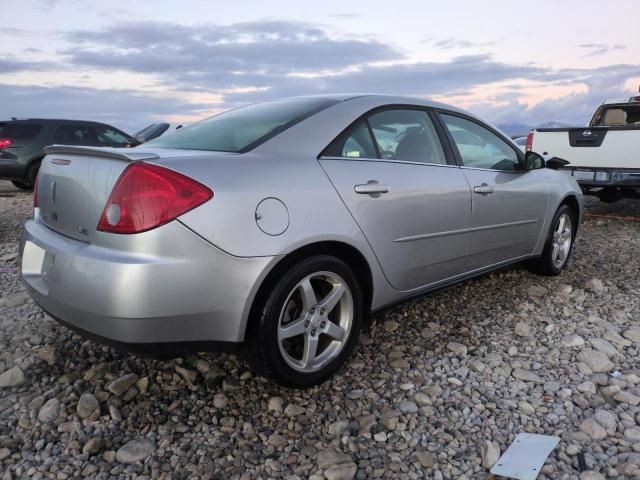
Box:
0, 0, 638, 134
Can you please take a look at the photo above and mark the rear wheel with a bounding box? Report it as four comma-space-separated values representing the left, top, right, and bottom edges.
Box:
246, 255, 363, 388
529, 205, 576, 276
11, 161, 41, 191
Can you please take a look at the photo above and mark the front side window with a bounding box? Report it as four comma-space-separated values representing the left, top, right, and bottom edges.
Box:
441, 114, 519, 171
95, 125, 134, 147
368, 110, 446, 164
53, 125, 98, 146
146, 98, 339, 152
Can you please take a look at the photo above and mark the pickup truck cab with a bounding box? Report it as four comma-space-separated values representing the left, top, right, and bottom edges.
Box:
528, 93, 640, 202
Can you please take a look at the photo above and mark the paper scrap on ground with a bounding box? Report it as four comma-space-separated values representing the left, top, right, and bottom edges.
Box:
490, 433, 560, 480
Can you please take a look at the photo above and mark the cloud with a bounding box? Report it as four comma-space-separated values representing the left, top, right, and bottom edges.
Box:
579, 43, 627, 57
0, 84, 210, 132
0, 56, 56, 73
433, 37, 494, 50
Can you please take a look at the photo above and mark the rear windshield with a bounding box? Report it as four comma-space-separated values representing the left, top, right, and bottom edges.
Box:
592, 104, 640, 127
0, 123, 42, 139
146, 98, 339, 152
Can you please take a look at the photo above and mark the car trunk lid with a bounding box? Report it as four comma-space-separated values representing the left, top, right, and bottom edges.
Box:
36, 145, 162, 243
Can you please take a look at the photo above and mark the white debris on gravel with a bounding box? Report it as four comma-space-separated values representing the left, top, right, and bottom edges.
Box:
2, 181, 640, 478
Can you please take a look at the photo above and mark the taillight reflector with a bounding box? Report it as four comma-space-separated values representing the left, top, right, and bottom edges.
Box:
525, 131, 534, 152
0, 139, 12, 150
97, 162, 213, 234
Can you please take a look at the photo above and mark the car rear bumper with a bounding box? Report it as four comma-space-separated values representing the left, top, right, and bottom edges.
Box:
20, 217, 278, 347
561, 167, 640, 188
0, 158, 28, 179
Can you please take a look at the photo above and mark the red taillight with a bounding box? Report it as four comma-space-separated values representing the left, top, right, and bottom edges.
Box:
525, 131, 534, 152
97, 162, 213, 234
33, 173, 39, 208
0, 139, 12, 150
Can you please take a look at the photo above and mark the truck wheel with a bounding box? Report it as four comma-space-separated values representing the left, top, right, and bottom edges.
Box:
529, 205, 576, 276
246, 255, 363, 388
11, 161, 41, 191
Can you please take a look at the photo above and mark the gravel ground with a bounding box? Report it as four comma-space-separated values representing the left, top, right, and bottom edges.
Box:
1, 180, 640, 480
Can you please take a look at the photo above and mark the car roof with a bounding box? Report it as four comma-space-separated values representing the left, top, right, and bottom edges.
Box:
273, 93, 465, 112
1, 118, 112, 126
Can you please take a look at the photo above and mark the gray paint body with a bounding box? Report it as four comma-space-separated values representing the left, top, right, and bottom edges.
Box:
20, 94, 583, 346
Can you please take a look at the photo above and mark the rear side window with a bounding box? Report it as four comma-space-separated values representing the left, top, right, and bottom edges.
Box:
53, 125, 98, 146
0, 123, 42, 139
146, 98, 339, 153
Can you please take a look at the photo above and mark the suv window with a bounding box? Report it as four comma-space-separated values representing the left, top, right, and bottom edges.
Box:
95, 125, 134, 147
0, 123, 42, 139
441, 114, 519, 171
146, 98, 339, 152
368, 109, 446, 164
53, 125, 98, 146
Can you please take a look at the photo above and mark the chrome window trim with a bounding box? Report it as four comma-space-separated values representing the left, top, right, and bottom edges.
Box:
318, 155, 459, 169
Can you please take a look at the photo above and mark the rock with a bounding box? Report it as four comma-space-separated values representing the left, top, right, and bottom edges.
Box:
106, 373, 138, 396
580, 472, 605, 480
268, 433, 287, 448
0, 366, 25, 388
482, 440, 501, 469
115, 439, 155, 464
373, 431, 387, 442
83, 437, 104, 455
77, 393, 99, 419
590, 338, 618, 357
37, 345, 57, 366
268, 397, 284, 413
381, 410, 400, 430
566, 445, 579, 456
399, 401, 418, 414
317, 448, 353, 470
38, 398, 60, 423
414, 392, 431, 406
194, 359, 210, 373
563, 334, 585, 348
324, 462, 357, 480
623, 327, 640, 343
416, 450, 434, 468
383, 320, 399, 333
528, 285, 548, 298
604, 330, 632, 347
213, 394, 228, 409
577, 350, 614, 373
580, 418, 607, 440
514, 321, 533, 337
447, 377, 463, 387
329, 420, 349, 436
614, 391, 640, 406
347, 389, 363, 400
586, 278, 604, 293
4, 293, 28, 308
135, 377, 149, 394
512, 368, 542, 383
519, 401, 535, 415
594, 409, 617, 433
624, 428, 640, 443
175, 365, 197, 383
577, 382, 597, 394
389, 359, 410, 369
284, 404, 306, 417
446, 342, 467, 356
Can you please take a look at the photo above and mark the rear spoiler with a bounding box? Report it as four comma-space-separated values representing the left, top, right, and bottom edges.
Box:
44, 145, 159, 162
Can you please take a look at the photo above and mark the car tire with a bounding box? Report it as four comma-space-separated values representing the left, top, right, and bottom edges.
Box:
528, 204, 576, 276
246, 255, 363, 388
11, 180, 33, 191
11, 161, 41, 191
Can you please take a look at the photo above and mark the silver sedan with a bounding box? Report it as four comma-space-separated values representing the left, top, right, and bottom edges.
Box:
20, 95, 583, 387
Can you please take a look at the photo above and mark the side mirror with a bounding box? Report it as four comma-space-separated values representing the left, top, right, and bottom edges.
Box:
523, 151, 545, 171
545, 157, 570, 170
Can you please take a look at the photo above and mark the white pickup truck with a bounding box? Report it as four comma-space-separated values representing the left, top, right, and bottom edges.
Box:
527, 93, 640, 202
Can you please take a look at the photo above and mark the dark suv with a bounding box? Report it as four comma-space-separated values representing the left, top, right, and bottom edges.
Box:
0, 119, 139, 190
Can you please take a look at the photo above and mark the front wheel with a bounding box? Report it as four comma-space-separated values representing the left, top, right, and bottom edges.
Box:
528, 205, 576, 276
246, 255, 363, 388
11, 180, 33, 191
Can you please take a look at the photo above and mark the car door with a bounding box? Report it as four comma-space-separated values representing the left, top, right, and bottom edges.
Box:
437, 112, 549, 270
318, 108, 472, 291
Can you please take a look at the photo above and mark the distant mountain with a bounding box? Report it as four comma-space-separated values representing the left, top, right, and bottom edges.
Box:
497, 121, 577, 137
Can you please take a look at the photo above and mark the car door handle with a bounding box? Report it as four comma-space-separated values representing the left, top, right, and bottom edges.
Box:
354, 182, 389, 195
473, 184, 494, 194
